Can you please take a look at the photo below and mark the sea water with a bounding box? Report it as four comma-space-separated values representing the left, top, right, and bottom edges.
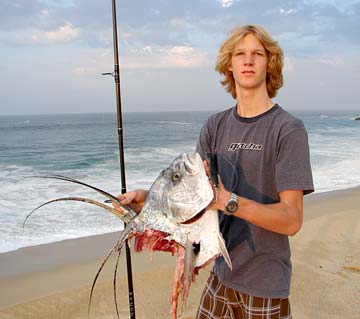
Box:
0, 110, 359, 253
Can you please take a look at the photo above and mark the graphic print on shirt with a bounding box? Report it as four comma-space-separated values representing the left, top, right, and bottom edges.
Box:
228, 142, 263, 152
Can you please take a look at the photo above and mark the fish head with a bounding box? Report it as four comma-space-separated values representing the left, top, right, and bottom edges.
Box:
146, 153, 213, 223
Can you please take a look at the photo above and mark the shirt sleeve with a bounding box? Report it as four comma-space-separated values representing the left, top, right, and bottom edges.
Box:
196, 119, 213, 160
275, 127, 314, 195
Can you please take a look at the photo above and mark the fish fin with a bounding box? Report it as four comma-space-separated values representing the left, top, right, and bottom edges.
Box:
88, 240, 118, 316
181, 238, 196, 313
36, 174, 122, 205
23, 197, 135, 227
111, 220, 139, 317
170, 247, 185, 319
88, 218, 138, 317
113, 249, 122, 319
218, 233, 232, 270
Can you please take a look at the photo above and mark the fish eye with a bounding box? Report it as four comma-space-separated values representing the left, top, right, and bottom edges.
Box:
172, 172, 181, 181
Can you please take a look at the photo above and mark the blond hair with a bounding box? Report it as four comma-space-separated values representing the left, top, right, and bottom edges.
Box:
215, 25, 284, 98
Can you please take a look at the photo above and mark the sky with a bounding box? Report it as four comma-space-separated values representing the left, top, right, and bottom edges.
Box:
0, 0, 359, 115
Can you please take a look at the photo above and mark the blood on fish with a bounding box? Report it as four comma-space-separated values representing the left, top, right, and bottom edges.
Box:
133, 230, 178, 255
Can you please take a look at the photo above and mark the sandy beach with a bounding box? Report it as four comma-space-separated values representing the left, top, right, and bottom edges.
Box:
0, 187, 359, 319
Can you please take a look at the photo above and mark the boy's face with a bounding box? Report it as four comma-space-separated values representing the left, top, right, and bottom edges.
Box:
229, 33, 268, 94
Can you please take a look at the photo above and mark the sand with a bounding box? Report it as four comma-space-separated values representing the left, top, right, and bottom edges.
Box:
0, 187, 359, 319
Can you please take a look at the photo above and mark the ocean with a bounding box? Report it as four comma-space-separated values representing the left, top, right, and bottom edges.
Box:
1, 110, 359, 253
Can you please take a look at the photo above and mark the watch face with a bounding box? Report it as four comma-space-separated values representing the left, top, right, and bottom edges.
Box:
226, 200, 238, 213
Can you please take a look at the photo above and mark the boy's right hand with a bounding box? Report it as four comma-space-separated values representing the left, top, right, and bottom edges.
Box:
115, 189, 148, 214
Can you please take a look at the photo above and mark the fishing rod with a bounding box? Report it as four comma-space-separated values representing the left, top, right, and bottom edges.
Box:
102, 0, 136, 318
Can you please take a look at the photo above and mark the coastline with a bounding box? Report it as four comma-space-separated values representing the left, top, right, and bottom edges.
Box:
0, 187, 359, 318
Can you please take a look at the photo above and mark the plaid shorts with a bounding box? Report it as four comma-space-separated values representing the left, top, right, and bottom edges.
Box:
196, 271, 292, 319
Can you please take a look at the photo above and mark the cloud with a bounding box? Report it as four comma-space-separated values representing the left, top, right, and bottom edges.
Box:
69, 48, 112, 76
318, 57, 345, 67
218, 0, 235, 8
12, 22, 81, 45
158, 45, 210, 67
279, 8, 297, 16
72, 66, 97, 75
123, 45, 210, 68
2, 0, 359, 55
72, 44, 210, 70
70, 44, 210, 79
44, 22, 81, 42
40, 9, 49, 16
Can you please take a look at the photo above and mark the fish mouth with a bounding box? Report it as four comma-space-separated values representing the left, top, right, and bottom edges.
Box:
180, 208, 207, 225
183, 153, 199, 175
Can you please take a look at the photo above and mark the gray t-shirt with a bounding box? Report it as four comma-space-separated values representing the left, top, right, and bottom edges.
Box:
196, 104, 314, 298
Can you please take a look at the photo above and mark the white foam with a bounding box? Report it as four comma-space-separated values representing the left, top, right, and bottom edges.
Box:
0, 163, 128, 253
312, 157, 360, 192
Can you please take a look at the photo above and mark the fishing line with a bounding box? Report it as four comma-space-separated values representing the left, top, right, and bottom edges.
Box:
221, 154, 240, 193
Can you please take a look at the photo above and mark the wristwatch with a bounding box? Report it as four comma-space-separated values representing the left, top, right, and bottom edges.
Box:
224, 192, 238, 215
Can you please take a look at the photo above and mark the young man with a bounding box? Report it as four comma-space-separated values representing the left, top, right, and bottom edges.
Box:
118, 24, 313, 319
194, 25, 314, 318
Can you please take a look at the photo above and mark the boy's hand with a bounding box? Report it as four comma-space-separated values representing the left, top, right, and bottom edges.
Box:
203, 160, 230, 212
113, 189, 148, 214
